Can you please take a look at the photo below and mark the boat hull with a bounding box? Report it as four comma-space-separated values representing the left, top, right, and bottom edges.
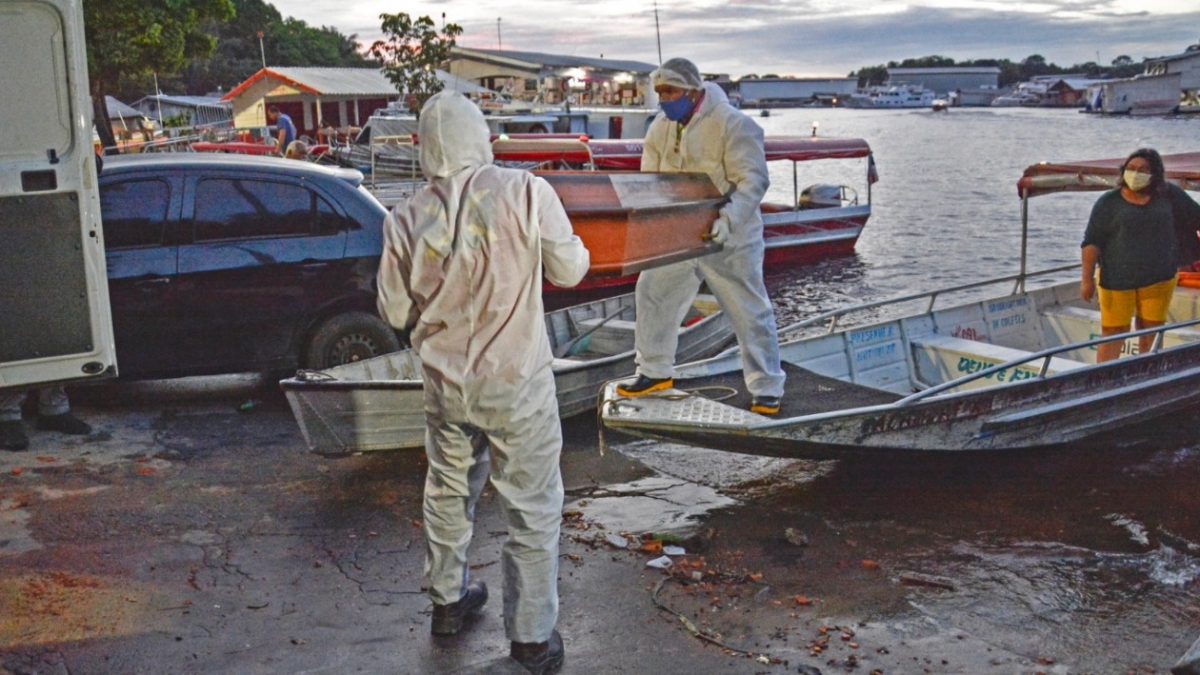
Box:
600, 278, 1200, 456
282, 294, 732, 454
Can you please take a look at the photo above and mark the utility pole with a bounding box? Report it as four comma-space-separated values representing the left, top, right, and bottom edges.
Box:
257, 30, 266, 68
654, 2, 662, 65
497, 17, 502, 51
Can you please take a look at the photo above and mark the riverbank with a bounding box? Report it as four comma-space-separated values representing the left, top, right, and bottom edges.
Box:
2, 375, 1197, 673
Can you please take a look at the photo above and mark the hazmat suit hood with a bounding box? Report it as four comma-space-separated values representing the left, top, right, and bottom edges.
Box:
418, 91, 494, 180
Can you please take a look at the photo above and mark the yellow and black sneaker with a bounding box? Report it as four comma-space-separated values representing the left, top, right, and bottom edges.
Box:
615, 375, 674, 398
750, 396, 781, 416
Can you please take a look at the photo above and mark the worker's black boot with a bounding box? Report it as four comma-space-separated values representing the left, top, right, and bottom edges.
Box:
615, 375, 673, 397
510, 629, 564, 674
37, 413, 91, 435
430, 580, 488, 636
0, 421, 28, 451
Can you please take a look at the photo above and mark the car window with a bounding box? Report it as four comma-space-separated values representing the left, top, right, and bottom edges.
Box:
194, 178, 319, 242
317, 196, 356, 235
100, 179, 171, 249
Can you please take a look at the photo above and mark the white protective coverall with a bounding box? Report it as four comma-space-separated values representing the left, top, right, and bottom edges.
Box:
376, 91, 590, 643
636, 81, 786, 398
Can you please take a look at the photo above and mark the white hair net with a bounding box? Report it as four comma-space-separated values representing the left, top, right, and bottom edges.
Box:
418, 91, 493, 179
651, 57, 703, 90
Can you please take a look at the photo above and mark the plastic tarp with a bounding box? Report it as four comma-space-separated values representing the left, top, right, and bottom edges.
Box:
1018, 152, 1200, 198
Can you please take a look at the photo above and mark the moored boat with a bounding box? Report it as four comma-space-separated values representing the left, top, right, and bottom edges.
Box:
281, 292, 732, 454
490, 135, 877, 291
598, 151, 1200, 456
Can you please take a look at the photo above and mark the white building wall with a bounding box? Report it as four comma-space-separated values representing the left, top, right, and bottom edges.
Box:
739, 78, 857, 104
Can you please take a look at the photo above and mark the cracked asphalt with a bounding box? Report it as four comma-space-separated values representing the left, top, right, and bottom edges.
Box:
2, 375, 1200, 674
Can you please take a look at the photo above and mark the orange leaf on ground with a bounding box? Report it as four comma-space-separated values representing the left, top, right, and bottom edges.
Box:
134, 466, 156, 477
794, 595, 813, 606
861, 559, 880, 571
10, 468, 22, 476
641, 540, 663, 555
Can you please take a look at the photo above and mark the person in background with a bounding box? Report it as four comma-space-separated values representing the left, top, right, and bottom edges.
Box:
1081, 147, 1200, 362
266, 106, 295, 155
0, 386, 91, 451
616, 57, 786, 415
376, 91, 589, 675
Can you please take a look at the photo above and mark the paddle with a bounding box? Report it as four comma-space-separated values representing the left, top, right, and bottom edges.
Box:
553, 305, 632, 358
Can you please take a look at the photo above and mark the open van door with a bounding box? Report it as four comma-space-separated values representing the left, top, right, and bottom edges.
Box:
0, 0, 117, 390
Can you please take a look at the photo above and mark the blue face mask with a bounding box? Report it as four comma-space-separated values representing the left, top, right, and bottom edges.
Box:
659, 95, 695, 122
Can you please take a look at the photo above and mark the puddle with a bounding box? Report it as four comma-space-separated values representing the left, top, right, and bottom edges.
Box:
570, 441, 830, 535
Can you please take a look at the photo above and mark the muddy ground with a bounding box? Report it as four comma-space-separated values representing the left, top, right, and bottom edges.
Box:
1, 375, 1198, 674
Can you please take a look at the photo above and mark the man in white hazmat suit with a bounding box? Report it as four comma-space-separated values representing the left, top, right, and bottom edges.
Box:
376, 91, 589, 674
617, 57, 786, 415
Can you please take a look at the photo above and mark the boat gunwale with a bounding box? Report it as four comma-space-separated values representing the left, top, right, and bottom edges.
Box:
280, 298, 728, 390
604, 277, 1200, 434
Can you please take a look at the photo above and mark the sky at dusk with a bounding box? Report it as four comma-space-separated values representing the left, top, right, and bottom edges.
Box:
270, 0, 1200, 78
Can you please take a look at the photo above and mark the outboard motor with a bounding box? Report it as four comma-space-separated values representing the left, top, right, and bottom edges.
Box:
799, 184, 844, 209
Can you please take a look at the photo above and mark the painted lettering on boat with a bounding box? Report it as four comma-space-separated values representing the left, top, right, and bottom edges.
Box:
849, 325, 896, 346
955, 356, 1039, 383
991, 312, 1027, 330
858, 397, 994, 435
855, 342, 897, 366
951, 326, 982, 341
987, 298, 1030, 313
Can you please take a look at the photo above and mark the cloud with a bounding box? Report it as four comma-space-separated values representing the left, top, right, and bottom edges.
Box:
271, 0, 1200, 78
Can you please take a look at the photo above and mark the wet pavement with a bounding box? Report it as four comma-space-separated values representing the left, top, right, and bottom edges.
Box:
2, 375, 1199, 674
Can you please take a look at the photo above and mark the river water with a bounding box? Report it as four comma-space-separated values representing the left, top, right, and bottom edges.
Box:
755, 107, 1198, 325
584, 109, 1200, 672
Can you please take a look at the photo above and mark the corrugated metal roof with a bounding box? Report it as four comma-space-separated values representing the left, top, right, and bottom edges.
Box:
268, 67, 399, 96
455, 47, 656, 75
888, 67, 1001, 75
104, 96, 144, 120
132, 94, 230, 110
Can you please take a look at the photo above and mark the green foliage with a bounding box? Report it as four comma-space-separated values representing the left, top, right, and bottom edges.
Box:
84, 0, 234, 98
166, 0, 372, 96
370, 13, 463, 118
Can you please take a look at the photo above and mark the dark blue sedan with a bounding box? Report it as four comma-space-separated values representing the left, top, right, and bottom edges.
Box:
99, 154, 399, 379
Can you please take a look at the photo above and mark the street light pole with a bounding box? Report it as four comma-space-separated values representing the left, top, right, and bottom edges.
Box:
257, 30, 266, 68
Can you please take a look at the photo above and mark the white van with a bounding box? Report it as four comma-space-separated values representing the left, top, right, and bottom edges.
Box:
0, 0, 117, 390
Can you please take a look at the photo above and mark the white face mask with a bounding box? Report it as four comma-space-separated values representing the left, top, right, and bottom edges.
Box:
1123, 169, 1151, 192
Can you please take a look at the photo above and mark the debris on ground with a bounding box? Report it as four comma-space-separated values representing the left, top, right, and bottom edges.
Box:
784, 527, 810, 547
898, 571, 956, 591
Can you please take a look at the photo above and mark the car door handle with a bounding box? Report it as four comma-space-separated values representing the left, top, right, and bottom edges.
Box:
133, 276, 171, 287
299, 261, 331, 269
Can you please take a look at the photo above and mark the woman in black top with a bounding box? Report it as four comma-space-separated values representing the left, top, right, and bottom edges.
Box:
1081, 148, 1200, 362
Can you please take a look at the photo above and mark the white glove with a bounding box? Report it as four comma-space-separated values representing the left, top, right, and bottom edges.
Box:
708, 215, 730, 246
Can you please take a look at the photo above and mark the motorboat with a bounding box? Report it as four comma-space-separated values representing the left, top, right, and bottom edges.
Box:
489, 135, 877, 293
280, 292, 733, 454
844, 85, 936, 109
598, 152, 1200, 456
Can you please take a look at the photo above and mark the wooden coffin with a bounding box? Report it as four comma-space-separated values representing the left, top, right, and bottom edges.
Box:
538, 171, 727, 277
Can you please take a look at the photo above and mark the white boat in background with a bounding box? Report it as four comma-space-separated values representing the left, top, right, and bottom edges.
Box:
599, 152, 1200, 456
328, 104, 656, 176
845, 85, 936, 108
281, 293, 732, 454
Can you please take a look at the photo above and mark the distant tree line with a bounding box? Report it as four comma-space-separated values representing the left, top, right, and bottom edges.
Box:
847, 54, 1145, 89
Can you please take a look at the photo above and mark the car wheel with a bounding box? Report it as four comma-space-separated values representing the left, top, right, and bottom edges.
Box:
304, 311, 401, 369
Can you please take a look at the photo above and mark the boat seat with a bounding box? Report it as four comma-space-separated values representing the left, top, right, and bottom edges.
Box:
1040, 305, 1200, 362
910, 334, 1086, 391
570, 317, 637, 355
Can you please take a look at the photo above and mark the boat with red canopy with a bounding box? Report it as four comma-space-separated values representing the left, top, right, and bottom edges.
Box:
490, 135, 877, 297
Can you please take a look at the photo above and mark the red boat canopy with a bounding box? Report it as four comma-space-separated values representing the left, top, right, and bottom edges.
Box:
1017, 152, 1200, 198
492, 136, 873, 171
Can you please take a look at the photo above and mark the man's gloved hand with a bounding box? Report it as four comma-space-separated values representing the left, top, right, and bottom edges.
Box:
707, 215, 730, 245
